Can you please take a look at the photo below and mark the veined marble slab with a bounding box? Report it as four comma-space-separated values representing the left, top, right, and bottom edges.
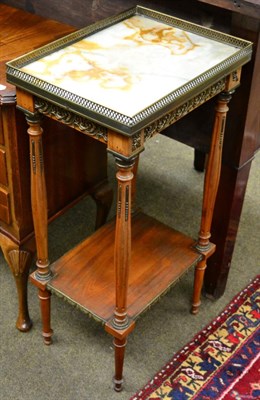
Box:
21, 15, 238, 117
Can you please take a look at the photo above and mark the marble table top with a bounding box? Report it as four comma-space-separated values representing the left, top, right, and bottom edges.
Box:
6, 6, 252, 134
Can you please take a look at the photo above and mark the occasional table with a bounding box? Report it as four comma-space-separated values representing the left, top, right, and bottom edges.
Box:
6, 6, 252, 391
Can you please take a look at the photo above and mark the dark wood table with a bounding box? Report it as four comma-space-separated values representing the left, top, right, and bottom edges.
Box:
2, 0, 259, 302
6, 5, 252, 389
0, 4, 112, 332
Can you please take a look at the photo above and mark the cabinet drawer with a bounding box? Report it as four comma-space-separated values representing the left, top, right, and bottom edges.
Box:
0, 149, 8, 186
0, 188, 11, 224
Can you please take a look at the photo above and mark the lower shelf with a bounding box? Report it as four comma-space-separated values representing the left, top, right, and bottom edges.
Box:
47, 211, 202, 323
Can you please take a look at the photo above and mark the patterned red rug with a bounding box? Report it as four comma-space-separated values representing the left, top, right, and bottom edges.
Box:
130, 275, 260, 400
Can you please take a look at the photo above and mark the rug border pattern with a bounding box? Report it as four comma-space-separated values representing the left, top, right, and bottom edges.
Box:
130, 275, 260, 400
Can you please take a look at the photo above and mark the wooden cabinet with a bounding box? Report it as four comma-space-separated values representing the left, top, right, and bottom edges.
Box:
0, 133, 10, 224
0, 4, 112, 331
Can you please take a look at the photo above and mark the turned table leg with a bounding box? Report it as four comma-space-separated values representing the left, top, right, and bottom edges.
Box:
38, 288, 52, 345
113, 337, 127, 392
105, 156, 136, 391
26, 114, 53, 344
192, 90, 234, 314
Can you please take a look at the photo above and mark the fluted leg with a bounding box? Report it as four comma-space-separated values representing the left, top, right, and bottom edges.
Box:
105, 156, 136, 391
112, 157, 135, 330
26, 113, 53, 343
192, 91, 233, 314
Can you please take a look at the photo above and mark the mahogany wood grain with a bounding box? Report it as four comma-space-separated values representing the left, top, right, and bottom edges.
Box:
198, 92, 232, 250
46, 212, 201, 322
113, 337, 127, 392
113, 158, 135, 330
38, 288, 53, 345
27, 115, 50, 279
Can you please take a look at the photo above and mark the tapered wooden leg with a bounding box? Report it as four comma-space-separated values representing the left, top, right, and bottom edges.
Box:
38, 288, 53, 345
192, 259, 207, 314
26, 113, 52, 343
113, 337, 127, 392
192, 91, 233, 314
105, 156, 136, 391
